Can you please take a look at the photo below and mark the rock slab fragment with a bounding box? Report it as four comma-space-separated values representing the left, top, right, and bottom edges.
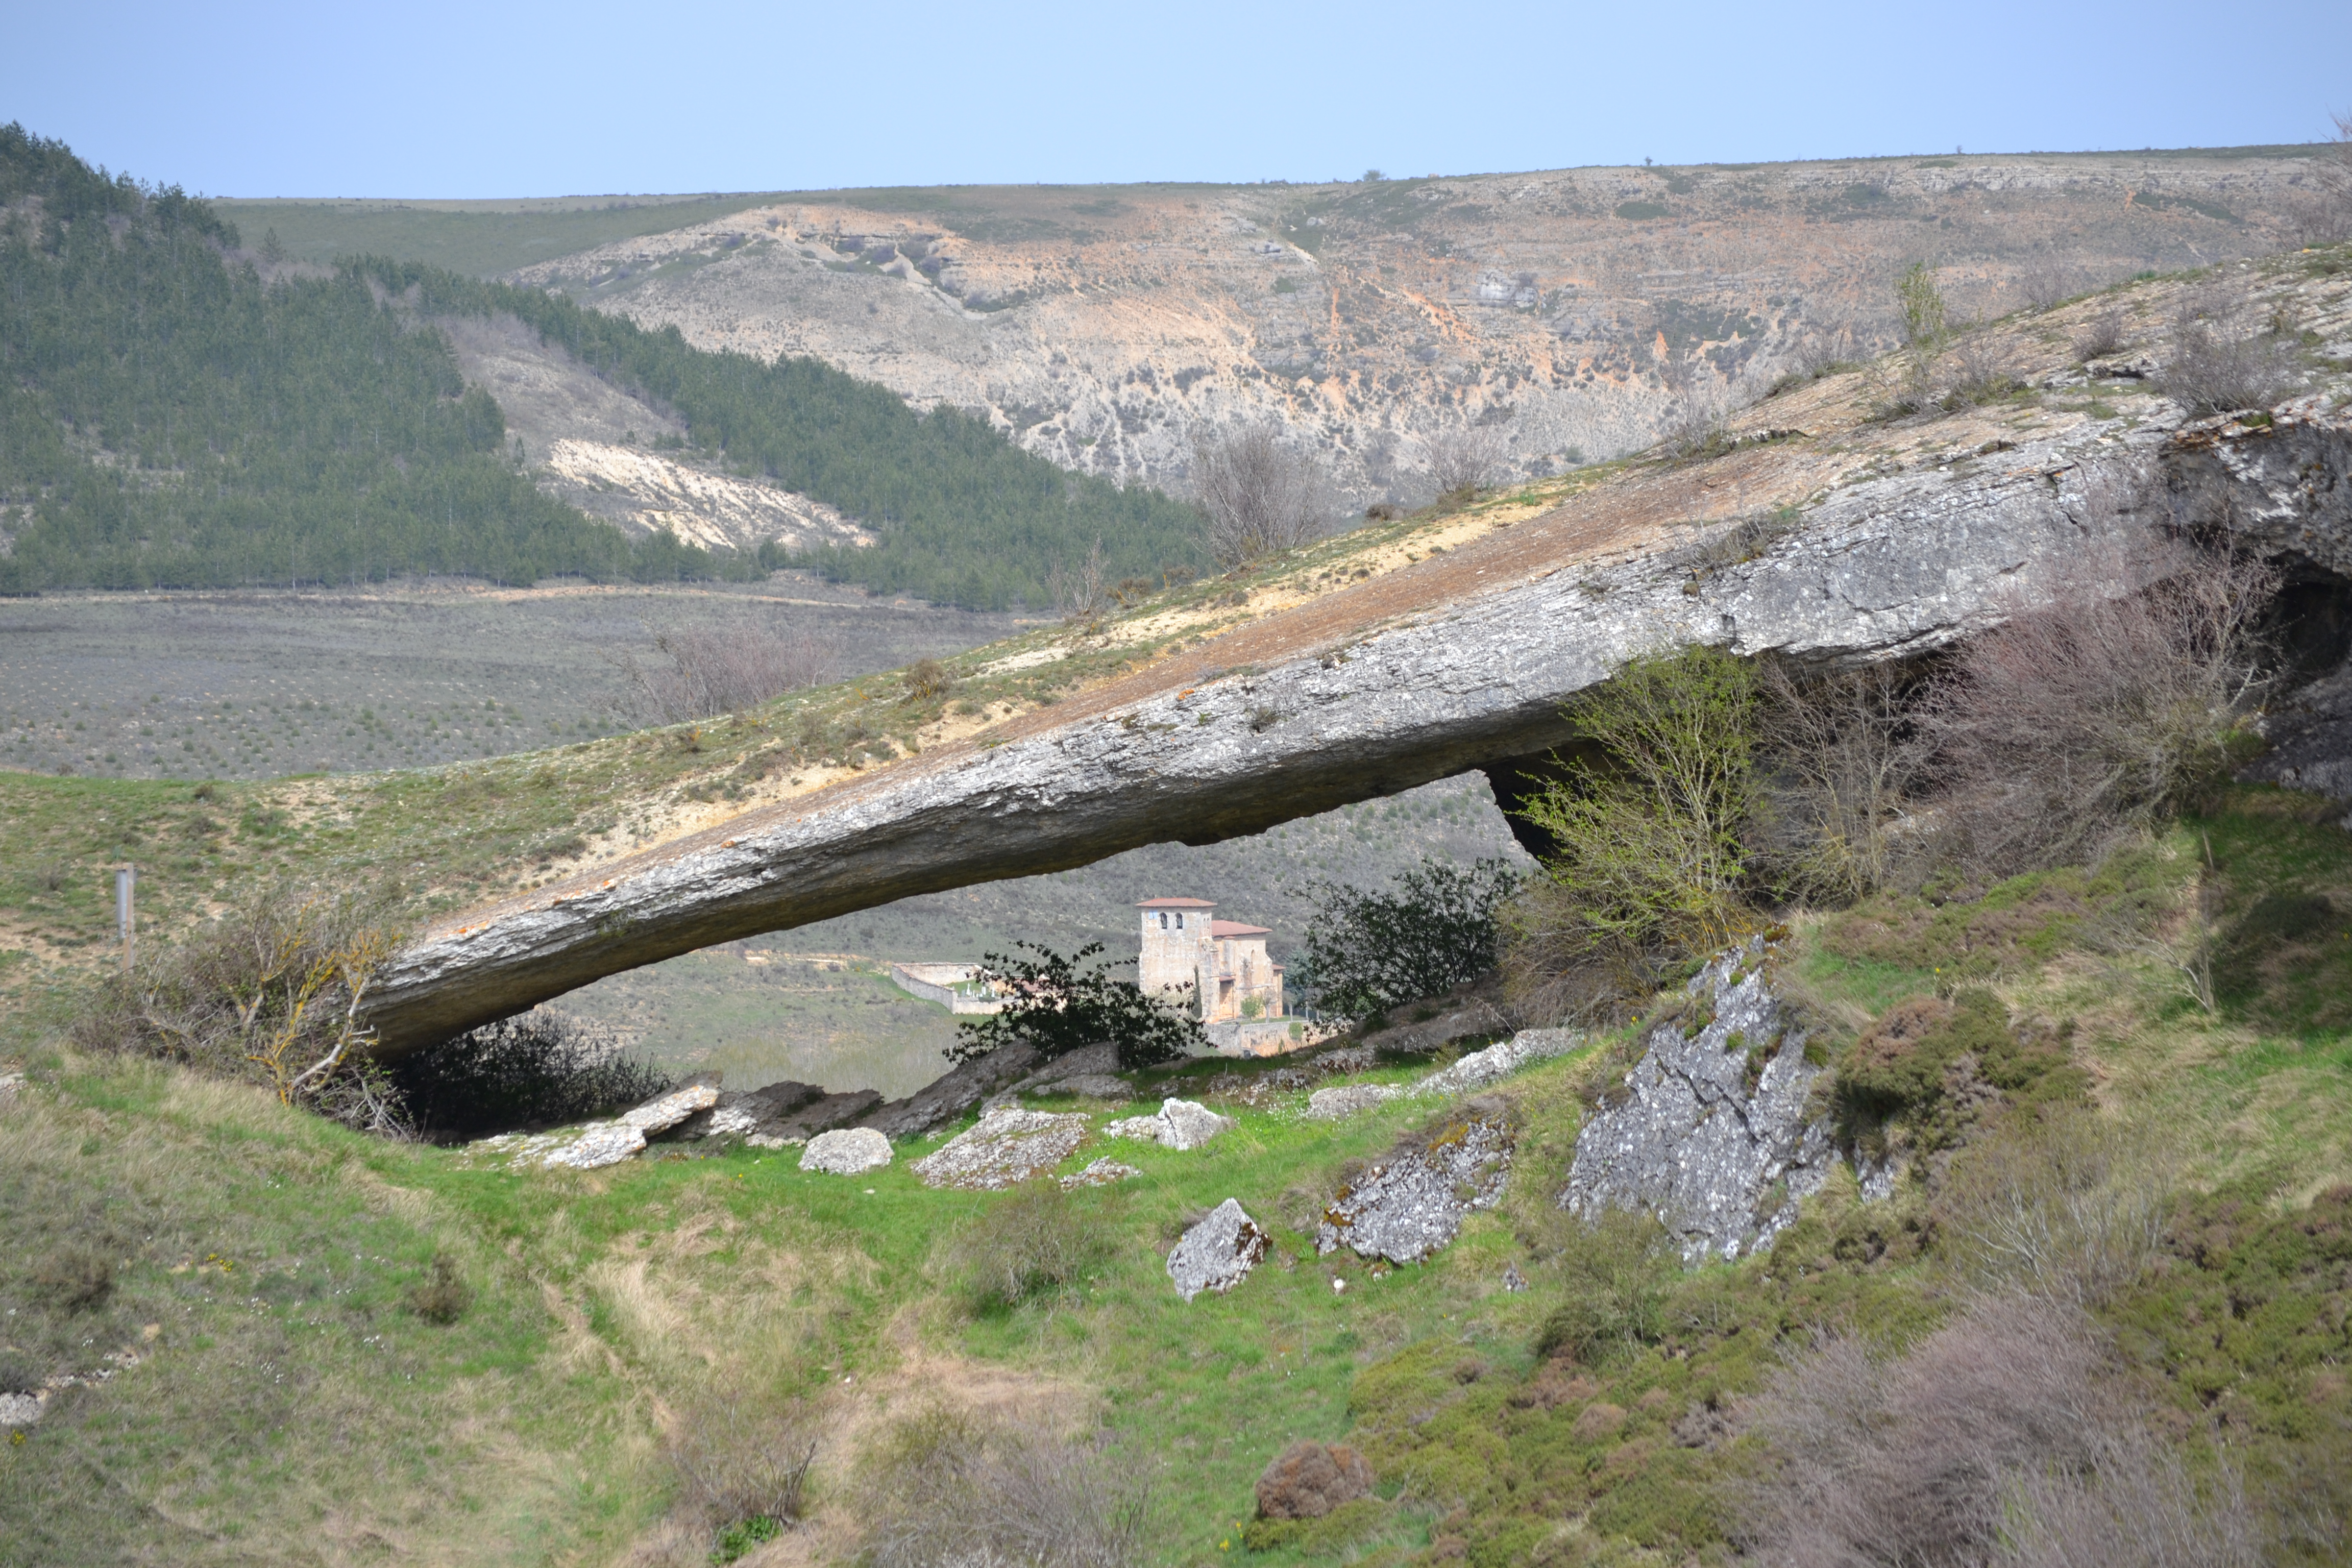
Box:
1256, 1441, 1375, 1521
910, 1107, 1089, 1190
1060, 1158, 1142, 1188
751, 1089, 883, 1146
1317, 1102, 1512, 1264
1167, 1198, 1270, 1302
1306, 1084, 1403, 1120
543, 1122, 646, 1169
1560, 937, 1836, 1262
859, 1044, 1043, 1139
619, 1083, 720, 1133
1414, 1028, 1582, 1096
1104, 1097, 1234, 1149
800, 1127, 892, 1174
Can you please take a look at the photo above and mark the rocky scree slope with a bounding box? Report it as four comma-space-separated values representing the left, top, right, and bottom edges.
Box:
358, 252, 2352, 1054
511, 150, 2337, 503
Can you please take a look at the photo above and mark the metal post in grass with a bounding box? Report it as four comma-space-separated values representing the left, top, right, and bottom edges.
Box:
115, 864, 136, 972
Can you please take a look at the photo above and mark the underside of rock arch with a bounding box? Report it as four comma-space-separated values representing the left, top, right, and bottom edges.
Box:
359, 309, 2352, 1059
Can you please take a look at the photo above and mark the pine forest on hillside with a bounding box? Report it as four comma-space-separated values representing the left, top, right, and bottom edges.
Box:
0, 126, 1206, 607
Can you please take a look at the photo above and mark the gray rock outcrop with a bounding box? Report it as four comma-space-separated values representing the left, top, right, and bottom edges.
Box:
1414, 1028, 1583, 1096
1306, 1083, 1404, 1119
1060, 1158, 1141, 1188
1167, 1199, 1271, 1302
1104, 1098, 1233, 1150
857, 1045, 1042, 1139
910, 1107, 1089, 1190
542, 1122, 647, 1169
1316, 1102, 1513, 1265
1561, 938, 1838, 1262
800, 1127, 893, 1174
619, 1083, 720, 1133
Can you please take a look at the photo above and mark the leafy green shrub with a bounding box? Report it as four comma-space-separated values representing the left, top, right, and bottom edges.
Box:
935, 1180, 1109, 1313
1293, 856, 1520, 1024
950, 942, 1205, 1071
1507, 646, 1760, 1014
388, 1011, 670, 1140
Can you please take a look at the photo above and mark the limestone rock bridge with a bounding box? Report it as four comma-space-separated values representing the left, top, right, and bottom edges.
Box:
360, 389, 2352, 1057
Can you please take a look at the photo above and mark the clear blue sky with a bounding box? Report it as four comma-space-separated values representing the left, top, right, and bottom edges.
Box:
6, 0, 2346, 198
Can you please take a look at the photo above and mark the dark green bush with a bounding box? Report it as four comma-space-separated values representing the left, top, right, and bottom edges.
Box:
388, 1012, 670, 1140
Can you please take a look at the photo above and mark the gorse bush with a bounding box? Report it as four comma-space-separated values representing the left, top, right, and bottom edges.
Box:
387, 1011, 671, 1140
1293, 856, 1520, 1024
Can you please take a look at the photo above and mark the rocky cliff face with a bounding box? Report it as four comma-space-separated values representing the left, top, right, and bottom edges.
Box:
507, 152, 2335, 505
357, 251, 2352, 1055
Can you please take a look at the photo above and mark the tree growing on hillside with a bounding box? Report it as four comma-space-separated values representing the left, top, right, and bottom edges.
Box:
948, 942, 1205, 1071
1424, 422, 1510, 498
1506, 645, 1761, 1013
1191, 423, 1331, 565
1294, 856, 1521, 1024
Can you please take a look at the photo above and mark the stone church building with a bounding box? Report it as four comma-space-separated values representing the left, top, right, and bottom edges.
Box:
1137, 897, 1296, 1054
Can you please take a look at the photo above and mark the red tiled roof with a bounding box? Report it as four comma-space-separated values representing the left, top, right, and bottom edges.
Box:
1136, 896, 1215, 908
1210, 920, 1271, 937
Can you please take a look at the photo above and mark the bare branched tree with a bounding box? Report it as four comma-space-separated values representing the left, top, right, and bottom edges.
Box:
620, 624, 831, 724
1757, 658, 1928, 900
77, 887, 410, 1135
2163, 283, 2303, 414
1047, 536, 1111, 625
1424, 422, 1510, 496
1918, 493, 2277, 875
1935, 1110, 2176, 1308
2288, 109, 2352, 244
1191, 423, 1330, 566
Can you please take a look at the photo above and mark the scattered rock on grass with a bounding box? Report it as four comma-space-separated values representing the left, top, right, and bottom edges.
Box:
619, 1083, 720, 1134
1256, 1441, 1375, 1520
1061, 1158, 1142, 1188
1306, 1084, 1402, 1119
911, 1107, 1090, 1190
542, 1122, 647, 1169
1316, 1101, 1513, 1264
1104, 1098, 1233, 1149
800, 1127, 892, 1174
0, 1392, 42, 1428
1413, 1028, 1581, 1096
1167, 1198, 1270, 1302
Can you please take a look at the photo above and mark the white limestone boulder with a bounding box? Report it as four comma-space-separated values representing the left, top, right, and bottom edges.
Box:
800, 1126, 893, 1174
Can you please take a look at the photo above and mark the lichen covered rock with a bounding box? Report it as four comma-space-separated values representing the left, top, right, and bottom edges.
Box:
799, 1127, 892, 1174
1316, 1102, 1513, 1265
1104, 1097, 1233, 1150
1167, 1198, 1270, 1301
1560, 937, 1837, 1262
910, 1107, 1089, 1190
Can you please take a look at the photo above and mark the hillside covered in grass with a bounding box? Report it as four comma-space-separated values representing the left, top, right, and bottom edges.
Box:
2, 787, 2347, 1564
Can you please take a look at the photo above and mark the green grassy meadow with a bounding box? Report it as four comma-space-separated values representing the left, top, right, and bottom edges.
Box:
5, 790, 2349, 1564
